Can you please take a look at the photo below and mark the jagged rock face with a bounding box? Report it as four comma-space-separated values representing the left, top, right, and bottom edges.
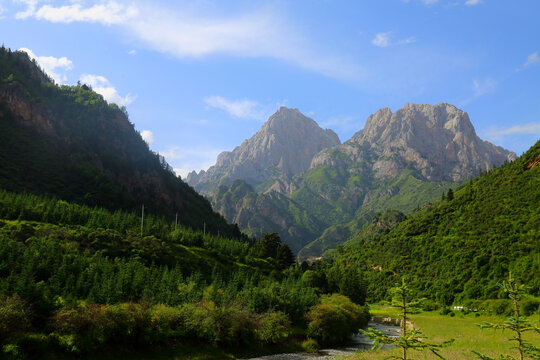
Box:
311, 103, 516, 181
187, 107, 340, 195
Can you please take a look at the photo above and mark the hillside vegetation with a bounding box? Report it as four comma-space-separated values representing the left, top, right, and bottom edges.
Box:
0, 189, 369, 358
0, 46, 238, 238
330, 140, 540, 303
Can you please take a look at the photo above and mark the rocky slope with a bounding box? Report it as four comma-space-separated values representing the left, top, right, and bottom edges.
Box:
311, 103, 514, 181
187, 107, 340, 195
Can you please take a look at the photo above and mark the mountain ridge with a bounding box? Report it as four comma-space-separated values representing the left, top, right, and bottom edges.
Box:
195, 103, 516, 257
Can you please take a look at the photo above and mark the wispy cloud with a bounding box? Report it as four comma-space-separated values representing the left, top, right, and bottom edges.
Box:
0, 3, 7, 17
371, 32, 416, 47
159, 146, 223, 179
16, 0, 365, 82
459, 77, 497, 106
204, 95, 268, 121
523, 52, 540, 68
465, 0, 481, 6
15, 0, 42, 19
18, 47, 73, 83
140, 130, 153, 145
372, 32, 391, 47
79, 74, 135, 106
484, 123, 540, 141
23, 1, 138, 24
472, 78, 497, 97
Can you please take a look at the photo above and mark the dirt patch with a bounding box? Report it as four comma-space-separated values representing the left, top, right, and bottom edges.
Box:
526, 154, 540, 169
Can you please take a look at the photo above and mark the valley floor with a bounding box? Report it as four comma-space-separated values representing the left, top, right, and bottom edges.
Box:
347, 308, 540, 360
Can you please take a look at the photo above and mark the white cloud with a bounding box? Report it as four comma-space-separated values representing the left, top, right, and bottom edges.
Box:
485, 123, 540, 141
15, 0, 42, 19
140, 130, 153, 145
465, 0, 481, 6
204, 95, 267, 121
128, 49, 136, 55
79, 74, 135, 106
473, 78, 497, 97
159, 146, 222, 179
33, 1, 138, 25
523, 52, 540, 68
372, 32, 415, 47
372, 32, 391, 47
423, 0, 439, 4
458, 77, 497, 106
18, 47, 73, 83
18, 1, 364, 82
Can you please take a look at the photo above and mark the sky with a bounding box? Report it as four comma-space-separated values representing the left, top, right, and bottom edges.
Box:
1, 0, 539, 178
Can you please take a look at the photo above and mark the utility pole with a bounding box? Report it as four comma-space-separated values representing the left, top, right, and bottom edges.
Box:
203, 222, 206, 236
140, 204, 144, 237
175, 212, 178, 231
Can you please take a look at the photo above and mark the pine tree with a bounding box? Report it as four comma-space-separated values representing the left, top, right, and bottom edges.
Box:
360, 278, 454, 359
446, 188, 454, 201
473, 274, 540, 360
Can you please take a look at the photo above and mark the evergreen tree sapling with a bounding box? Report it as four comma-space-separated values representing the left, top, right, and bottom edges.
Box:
360, 278, 454, 360
473, 274, 540, 360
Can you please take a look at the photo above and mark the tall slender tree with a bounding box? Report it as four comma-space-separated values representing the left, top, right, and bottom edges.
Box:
360, 278, 453, 359
473, 274, 540, 360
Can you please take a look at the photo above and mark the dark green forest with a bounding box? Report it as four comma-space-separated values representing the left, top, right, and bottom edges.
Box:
325, 140, 540, 304
0, 46, 239, 238
0, 190, 369, 358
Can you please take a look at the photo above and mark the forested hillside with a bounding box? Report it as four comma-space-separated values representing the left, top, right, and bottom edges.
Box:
0, 189, 369, 358
329, 140, 540, 303
0, 47, 238, 238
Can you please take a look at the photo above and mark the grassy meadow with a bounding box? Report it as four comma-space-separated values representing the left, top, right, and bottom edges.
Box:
349, 307, 540, 360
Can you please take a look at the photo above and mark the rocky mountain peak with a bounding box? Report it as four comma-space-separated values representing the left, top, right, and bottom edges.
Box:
314, 103, 516, 182
187, 107, 341, 195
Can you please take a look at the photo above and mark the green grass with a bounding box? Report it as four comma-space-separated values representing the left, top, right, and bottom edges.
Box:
348, 308, 540, 360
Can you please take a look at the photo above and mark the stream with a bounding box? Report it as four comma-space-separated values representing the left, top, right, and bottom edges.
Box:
245, 321, 401, 360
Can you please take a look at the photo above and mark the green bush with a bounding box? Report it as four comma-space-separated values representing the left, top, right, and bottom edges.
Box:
521, 298, 539, 316
0, 296, 30, 345
421, 299, 440, 311
306, 294, 369, 346
182, 300, 255, 346
302, 338, 320, 353
255, 311, 290, 344
53, 303, 113, 352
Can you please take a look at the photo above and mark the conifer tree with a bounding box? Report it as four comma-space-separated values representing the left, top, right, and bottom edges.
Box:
473, 274, 540, 360
360, 278, 453, 359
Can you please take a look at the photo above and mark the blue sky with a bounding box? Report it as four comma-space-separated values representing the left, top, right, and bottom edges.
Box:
1, 0, 539, 177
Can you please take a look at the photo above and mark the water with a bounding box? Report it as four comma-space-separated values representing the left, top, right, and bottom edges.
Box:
244, 321, 400, 360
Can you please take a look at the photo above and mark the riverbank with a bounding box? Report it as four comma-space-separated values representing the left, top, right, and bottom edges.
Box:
346, 308, 540, 360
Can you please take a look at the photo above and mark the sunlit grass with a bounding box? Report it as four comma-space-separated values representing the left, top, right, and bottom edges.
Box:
348, 309, 540, 360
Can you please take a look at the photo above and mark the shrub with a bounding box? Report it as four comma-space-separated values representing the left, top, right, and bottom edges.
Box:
302, 338, 320, 353
0, 296, 30, 345
53, 303, 112, 352
439, 307, 452, 316
148, 304, 186, 342
255, 311, 291, 344
521, 298, 539, 316
181, 300, 255, 346
421, 299, 440, 311
306, 294, 369, 346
